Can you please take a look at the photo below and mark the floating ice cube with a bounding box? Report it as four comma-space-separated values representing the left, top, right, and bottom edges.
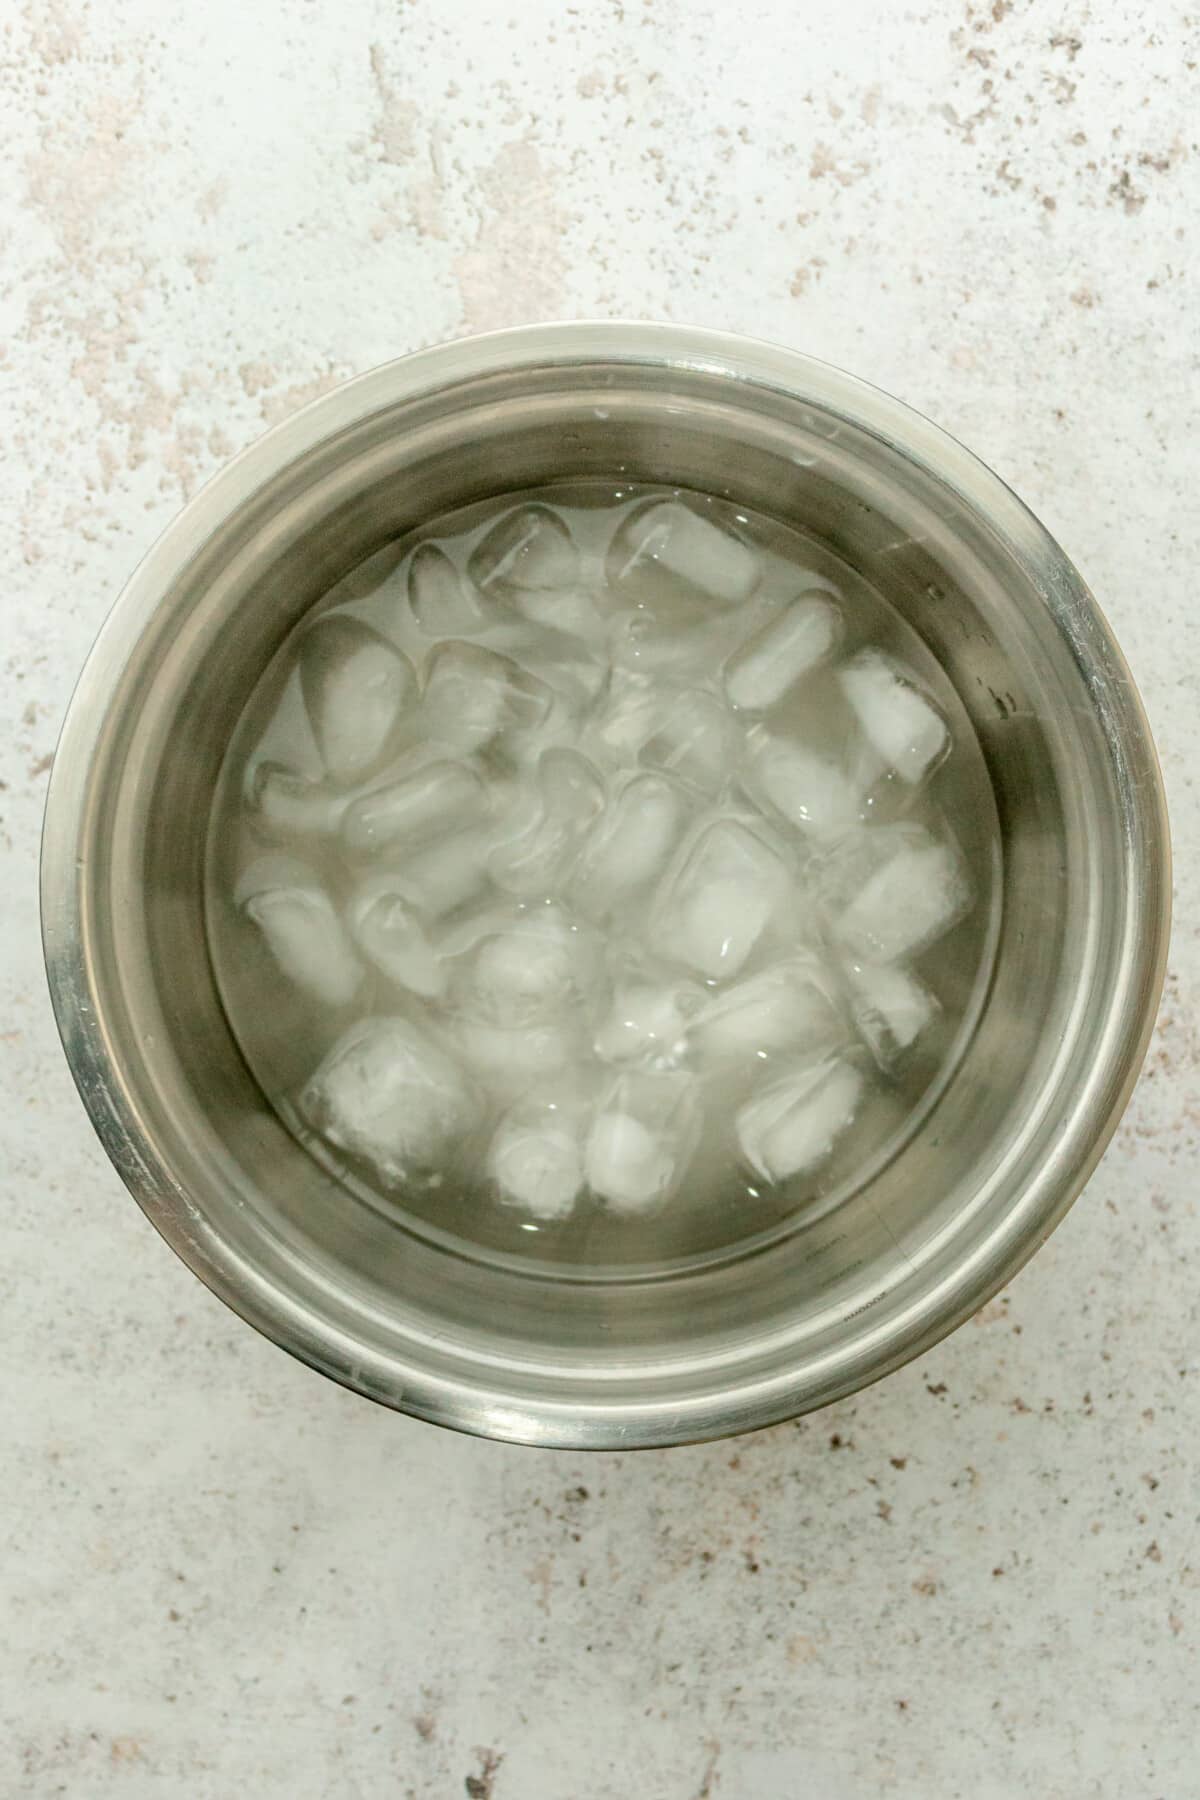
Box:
747, 733, 864, 840
846, 961, 938, 1066
460, 903, 600, 1027
539, 746, 606, 829
468, 504, 580, 596
407, 543, 487, 636
510, 585, 608, 647
692, 959, 844, 1066
586, 672, 661, 761
487, 808, 570, 897
652, 818, 794, 980
300, 1016, 479, 1185
237, 855, 362, 1007
246, 668, 323, 783
486, 764, 572, 895
347, 879, 447, 1000
248, 762, 348, 840
421, 641, 555, 756
456, 1015, 586, 1103
608, 500, 760, 605
488, 749, 605, 897
735, 1057, 864, 1183
488, 619, 609, 702
495, 654, 595, 769
385, 829, 492, 918
487, 1077, 594, 1221
572, 772, 689, 920
823, 824, 970, 963
640, 689, 742, 796
531, 636, 609, 702
838, 650, 949, 784
724, 592, 842, 711
586, 1115, 673, 1215
585, 1070, 699, 1215
489, 1116, 585, 1221
341, 759, 488, 857
593, 977, 704, 1067
606, 606, 730, 677
298, 615, 416, 785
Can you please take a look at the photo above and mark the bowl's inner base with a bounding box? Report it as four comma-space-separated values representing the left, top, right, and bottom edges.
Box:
205, 479, 1002, 1280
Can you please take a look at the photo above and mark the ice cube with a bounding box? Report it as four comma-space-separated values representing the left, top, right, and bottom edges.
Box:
421, 641, 555, 756
652, 818, 794, 980
838, 650, 949, 784
510, 585, 608, 647
539, 746, 606, 830
747, 733, 864, 840
639, 689, 742, 796
237, 855, 362, 1007
846, 961, 938, 1065
341, 759, 488, 857
572, 773, 689, 920
585, 1070, 699, 1215
724, 592, 842, 711
491, 659, 593, 771
488, 620, 609, 701
456, 1015, 586, 1103
823, 824, 970, 962
487, 1077, 594, 1221
606, 606, 730, 676
692, 959, 845, 1066
347, 878, 447, 1000
298, 615, 416, 785
735, 1057, 864, 1183
460, 903, 600, 1027
247, 762, 348, 840
385, 829, 492, 918
246, 668, 323, 783
487, 806, 570, 897
487, 749, 605, 897
585, 672, 661, 761
468, 504, 580, 596
586, 1115, 673, 1215
529, 635, 609, 701
608, 500, 760, 604
593, 978, 703, 1068
300, 1016, 479, 1185
407, 543, 487, 636
489, 1115, 585, 1221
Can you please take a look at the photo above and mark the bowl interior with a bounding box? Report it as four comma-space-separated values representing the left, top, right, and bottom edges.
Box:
45, 332, 1166, 1444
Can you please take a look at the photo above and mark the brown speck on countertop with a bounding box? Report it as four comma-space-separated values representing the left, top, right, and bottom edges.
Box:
464, 1748, 503, 1799
1108, 167, 1147, 213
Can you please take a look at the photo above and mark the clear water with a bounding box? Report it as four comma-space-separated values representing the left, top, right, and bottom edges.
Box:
205, 482, 1002, 1273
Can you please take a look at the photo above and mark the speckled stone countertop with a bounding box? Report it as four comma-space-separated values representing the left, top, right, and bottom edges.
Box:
2, 3, 1197, 1795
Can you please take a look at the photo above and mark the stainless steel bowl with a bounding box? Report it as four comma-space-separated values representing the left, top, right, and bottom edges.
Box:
41, 323, 1170, 1448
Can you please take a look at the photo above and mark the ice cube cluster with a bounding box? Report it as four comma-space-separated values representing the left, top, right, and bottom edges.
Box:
228, 494, 972, 1228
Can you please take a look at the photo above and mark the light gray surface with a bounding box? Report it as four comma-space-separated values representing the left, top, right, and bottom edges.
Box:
2, 1, 1196, 1794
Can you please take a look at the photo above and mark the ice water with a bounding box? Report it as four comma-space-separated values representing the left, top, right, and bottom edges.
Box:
206, 484, 1001, 1271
